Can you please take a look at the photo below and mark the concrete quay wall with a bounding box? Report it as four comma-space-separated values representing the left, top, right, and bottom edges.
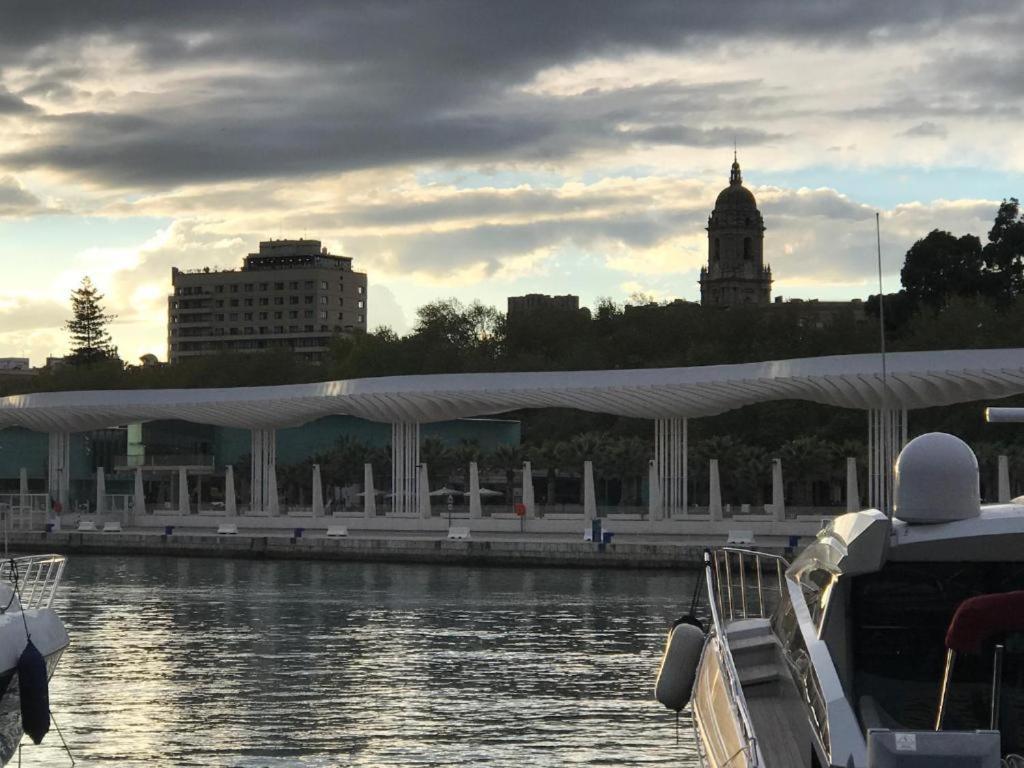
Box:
2, 530, 769, 570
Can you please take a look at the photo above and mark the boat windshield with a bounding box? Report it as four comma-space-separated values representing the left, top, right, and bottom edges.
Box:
851, 561, 1024, 753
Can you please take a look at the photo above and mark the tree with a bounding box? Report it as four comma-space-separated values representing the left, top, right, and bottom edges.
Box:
982, 198, 1024, 300
900, 230, 986, 309
65, 277, 117, 365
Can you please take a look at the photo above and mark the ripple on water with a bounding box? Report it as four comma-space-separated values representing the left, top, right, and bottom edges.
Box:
21, 557, 702, 767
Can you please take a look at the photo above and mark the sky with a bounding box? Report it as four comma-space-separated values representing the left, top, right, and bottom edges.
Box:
0, 1, 1022, 365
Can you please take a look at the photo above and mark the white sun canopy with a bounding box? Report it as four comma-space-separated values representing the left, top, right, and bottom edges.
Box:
2, 348, 1024, 433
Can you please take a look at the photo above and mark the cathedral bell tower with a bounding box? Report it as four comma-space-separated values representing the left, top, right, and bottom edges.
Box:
699, 154, 772, 306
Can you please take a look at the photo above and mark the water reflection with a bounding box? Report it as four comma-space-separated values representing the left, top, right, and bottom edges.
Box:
25, 556, 701, 767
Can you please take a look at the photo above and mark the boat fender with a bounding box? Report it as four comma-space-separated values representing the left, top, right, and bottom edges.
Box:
655, 616, 706, 711
17, 640, 49, 744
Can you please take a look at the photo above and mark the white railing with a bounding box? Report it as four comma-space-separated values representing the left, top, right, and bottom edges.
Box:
0, 493, 49, 512
711, 547, 788, 622
1, 555, 66, 609
0, 504, 48, 534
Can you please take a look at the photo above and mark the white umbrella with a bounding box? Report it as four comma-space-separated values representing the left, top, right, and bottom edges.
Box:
478, 488, 502, 497
225, 465, 237, 516
96, 466, 106, 515
429, 487, 463, 496
312, 464, 324, 516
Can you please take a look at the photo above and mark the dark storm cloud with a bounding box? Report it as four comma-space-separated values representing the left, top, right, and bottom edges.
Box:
0, 176, 49, 216
901, 121, 948, 138
0, 0, 1018, 186
0, 87, 35, 114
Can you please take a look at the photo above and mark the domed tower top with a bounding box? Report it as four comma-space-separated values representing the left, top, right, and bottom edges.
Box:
700, 153, 772, 307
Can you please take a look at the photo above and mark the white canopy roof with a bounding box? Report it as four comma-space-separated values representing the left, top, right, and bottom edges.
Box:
2, 348, 1024, 433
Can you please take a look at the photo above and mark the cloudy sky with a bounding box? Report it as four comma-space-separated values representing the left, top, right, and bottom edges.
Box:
0, 1, 1022, 364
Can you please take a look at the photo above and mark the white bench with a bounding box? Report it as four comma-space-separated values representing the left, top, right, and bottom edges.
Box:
583, 527, 593, 542
102, 521, 122, 533
447, 526, 471, 540
217, 523, 239, 535
77, 520, 97, 532
727, 530, 755, 546
326, 526, 348, 538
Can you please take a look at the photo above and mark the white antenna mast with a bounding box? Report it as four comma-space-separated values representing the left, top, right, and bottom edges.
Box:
876, 212, 891, 515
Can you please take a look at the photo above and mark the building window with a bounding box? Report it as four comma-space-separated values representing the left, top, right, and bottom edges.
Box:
288, 281, 298, 289
274, 297, 284, 305
259, 282, 269, 291
319, 296, 327, 305
273, 326, 283, 334
274, 311, 283, 320
244, 284, 254, 292
259, 312, 268, 320
337, 312, 344, 320
215, 314, 224, 321
304, 310, 314, 319
230, 285, 239, 293
304, 324, 314, 332
289, 325, 298, 333
357, 286, 364, 295
244, 298, 253, 307
259, 297, 269, 306
215, 300, 224, 307
230, 299, 239, 307
215, 286, 224, 293
357, 314, 364, 323
320, 280, 328, 290
319, 311, 327, 320
289, 296, 299, 305
304, 281, 314, 289
357, 300, 364, 309
289, 310, 298, 319
229, 313, 238, 320
274, 282, 284, 290
714, 238, 721, 262
304, 295, 314, 304
244, 312, 253, 320
743, 237, 752, 260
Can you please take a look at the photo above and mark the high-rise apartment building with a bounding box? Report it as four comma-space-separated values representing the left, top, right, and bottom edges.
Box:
168, 239, 367, 363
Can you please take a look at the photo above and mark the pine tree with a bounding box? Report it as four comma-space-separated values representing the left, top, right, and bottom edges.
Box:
65, 277, 117, 365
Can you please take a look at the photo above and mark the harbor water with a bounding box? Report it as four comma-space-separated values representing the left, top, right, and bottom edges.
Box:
25, 555, 701, 767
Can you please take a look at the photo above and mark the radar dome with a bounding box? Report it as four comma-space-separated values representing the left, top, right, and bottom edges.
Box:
894, 432, 980, 524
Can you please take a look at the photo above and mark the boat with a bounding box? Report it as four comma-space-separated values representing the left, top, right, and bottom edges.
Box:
656, 431, 1024, 767
0, 555, 69, 764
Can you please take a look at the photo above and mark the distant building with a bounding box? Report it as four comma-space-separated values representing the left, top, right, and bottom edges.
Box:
700, 155, 773, 307
772, 296, 868, 327
507, 293, 581, 322
168, 239, 368, 363
0, 358, 30, 371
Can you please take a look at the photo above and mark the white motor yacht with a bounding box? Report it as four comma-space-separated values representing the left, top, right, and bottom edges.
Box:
0, 555, 70, 765
657, 431, 1024, 767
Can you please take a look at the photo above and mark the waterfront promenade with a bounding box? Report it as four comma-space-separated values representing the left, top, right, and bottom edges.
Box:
5, 526, 803, 569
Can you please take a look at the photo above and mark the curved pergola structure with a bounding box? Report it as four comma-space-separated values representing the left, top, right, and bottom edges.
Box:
4, 347, 1023, 516
2, 348, 1024, 432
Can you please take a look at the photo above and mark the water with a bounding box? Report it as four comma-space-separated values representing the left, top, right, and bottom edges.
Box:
24, 556, 701, 767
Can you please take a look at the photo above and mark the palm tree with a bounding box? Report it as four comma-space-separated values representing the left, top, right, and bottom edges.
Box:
490, 444, 522, 504
420, 437, 455, 488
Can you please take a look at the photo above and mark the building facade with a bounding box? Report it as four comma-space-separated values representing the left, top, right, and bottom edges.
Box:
168, 239, 367, 363
699, 156, 772, 307
507, 293, 581, 321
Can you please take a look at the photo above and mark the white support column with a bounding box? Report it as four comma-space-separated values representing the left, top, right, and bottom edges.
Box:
363, 463, 376, 518
866, 408, 907, 515
648, 460, 662, 521
391, 422, 420, 516
771, 458, 785, 522
250, 428, 277, 515
654, 417, 688, 518
522, 461, 535, 518
418, 464, 431, 518
133, 467, 146, 518
18, 468, 28, 510
96, 466, 106, 515
999, 455, 1011, 503
224, 465, 237, 516
583, 460, 597, 521
708, 459, 722, 521
47, 432, 71, 511
312, 463, 324, 516
846, 457, 860, 512
469, 461, 483, 519
178, 468, 190, 515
